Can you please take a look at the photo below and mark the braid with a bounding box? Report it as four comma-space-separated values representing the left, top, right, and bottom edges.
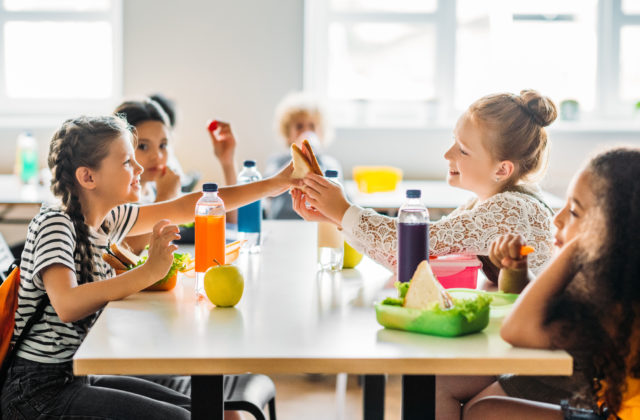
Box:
47, 116, 131, 285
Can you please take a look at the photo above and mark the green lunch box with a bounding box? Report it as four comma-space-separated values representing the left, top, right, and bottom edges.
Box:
375, 290, 494, 337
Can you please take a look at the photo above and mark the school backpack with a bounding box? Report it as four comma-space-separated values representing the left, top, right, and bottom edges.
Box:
0, 263, 49, 419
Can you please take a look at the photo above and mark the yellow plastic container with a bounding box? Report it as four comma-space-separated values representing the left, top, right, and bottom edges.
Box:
352, 166, 403, 193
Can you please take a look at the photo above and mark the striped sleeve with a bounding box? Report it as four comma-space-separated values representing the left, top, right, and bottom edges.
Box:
104, 204, 139, 243
31, 214, 76, 290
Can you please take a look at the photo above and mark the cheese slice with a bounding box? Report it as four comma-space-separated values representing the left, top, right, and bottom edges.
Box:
403, 260, 449, 309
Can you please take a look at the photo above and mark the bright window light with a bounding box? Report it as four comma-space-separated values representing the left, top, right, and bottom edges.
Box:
4, 21, 113, 99
3, 0, 110, 11
330, 0, 435, 13
328, 22, 435, 101
622, 0, 640, 14
620, 26, 640, 101
455, 0, 597, 111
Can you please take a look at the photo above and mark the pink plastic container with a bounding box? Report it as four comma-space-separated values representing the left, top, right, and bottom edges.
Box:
430, 255, 482, 289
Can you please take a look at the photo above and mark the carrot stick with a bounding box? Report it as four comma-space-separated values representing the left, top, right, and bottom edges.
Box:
520, 245, 535, 256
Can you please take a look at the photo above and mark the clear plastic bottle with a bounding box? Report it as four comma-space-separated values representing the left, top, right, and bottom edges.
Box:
195, 183, 226, 298
317, 170, 344, 271
14, 132, 38, 184
397, 189, 430, 283
237, 160, 262, 253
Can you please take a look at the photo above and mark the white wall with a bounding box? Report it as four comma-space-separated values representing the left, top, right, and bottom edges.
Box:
122, 0, 304, 184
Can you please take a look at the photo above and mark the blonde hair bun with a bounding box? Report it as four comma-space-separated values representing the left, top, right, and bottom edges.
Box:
518, 89, 558, 128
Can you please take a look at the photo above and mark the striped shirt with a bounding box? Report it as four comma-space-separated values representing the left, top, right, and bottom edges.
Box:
13, 204, 139, 363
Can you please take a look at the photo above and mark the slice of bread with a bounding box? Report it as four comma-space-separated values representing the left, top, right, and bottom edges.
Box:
403, 260, 449, 310
302, 139, 323, 176
109, 243, 139, 267
291, 140, 323, 179
102, 252, 128, 271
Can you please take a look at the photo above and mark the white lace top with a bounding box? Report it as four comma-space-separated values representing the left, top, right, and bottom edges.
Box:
341, 191, 555, 274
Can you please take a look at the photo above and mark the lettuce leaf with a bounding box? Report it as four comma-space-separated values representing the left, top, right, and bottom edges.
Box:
430, 294, 492, 322
133, 252, 191, 285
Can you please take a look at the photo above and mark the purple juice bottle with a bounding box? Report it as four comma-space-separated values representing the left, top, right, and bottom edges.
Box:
397, 189, 430, 283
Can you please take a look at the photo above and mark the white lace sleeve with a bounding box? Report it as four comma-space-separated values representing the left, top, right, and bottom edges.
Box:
341, 192, 554, 274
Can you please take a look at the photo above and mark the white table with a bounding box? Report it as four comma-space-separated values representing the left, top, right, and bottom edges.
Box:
0, 174, 55, 224
73, 221, 572, 420
345, 180, 564, 217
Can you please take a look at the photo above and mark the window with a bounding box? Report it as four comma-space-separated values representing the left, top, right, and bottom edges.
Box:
305, 0, 640, 127
0, 0, 122, 119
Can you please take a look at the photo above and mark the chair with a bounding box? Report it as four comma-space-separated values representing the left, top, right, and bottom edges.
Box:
224, 374, 277, 420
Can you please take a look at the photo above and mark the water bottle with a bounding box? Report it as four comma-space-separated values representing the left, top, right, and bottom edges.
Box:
397, 189, 429, 283
317, 170, 344, 271
237, 160, 262, 253
195, 183, 226, 298
14, 132, 38, 184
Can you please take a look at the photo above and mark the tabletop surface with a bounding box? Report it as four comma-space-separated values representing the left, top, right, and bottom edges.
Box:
74, 221, 571, 377
344, 180, 565, 211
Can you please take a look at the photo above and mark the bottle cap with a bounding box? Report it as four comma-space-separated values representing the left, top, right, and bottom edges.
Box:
203, 183, 218, 192
324, 170, 338, 178
243, 160, 256, 167
406, 189, 421, 199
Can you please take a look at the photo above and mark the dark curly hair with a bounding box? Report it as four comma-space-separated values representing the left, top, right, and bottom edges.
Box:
545, 147, 640, 416
47, 115, 132, 285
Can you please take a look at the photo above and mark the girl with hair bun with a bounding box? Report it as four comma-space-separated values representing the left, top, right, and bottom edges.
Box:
293, 89, 558, 281
0, 115, 295, 419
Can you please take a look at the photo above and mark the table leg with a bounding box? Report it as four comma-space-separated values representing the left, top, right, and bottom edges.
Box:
191, 375, 223, 420
402, 375, 435, 420
362, 374, 385, 420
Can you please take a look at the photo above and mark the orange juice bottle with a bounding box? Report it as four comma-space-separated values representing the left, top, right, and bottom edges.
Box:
195, 183, 226, 298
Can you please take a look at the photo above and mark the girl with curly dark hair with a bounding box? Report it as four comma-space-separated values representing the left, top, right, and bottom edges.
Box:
447, 147, 640, 420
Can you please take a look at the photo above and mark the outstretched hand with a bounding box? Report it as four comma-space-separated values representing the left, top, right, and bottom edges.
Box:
298, 173, 351, 226
208, 121, 237, 167
155, 166, 181, 202
145, 220, 180, 280
291, 188, 336, 224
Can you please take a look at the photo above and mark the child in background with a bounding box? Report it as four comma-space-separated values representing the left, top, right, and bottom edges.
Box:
0, 115, 295, 419
265, 91, 342, 219
293, 90, 557, 281
149, 93, 239, 192
440, 147, 640, 420
114, 98, 239, 253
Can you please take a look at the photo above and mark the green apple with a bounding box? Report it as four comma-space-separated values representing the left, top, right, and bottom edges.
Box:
342, 241, 364, 269
204, 262, 244, 307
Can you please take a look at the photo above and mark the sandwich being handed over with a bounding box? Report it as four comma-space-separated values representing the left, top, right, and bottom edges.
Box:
291, 139, 323, 179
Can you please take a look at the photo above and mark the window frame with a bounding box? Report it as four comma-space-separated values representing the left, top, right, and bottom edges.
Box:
0, 0, 122, 122
304, 0, 640, 127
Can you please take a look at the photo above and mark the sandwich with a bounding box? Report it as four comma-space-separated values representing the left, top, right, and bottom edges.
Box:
291, 139, 323, 179
403, 261, 453, 310
102, 243, 190, 291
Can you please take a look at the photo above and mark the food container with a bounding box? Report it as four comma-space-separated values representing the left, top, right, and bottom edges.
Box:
352, 166, 403, 193
430, 255, 482, 289
375, 290, 491, 337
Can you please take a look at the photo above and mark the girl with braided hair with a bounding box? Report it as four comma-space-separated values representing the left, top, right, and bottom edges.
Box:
439, 147, 640, 420
1, 115, 295, 419
293, 90, 558, 281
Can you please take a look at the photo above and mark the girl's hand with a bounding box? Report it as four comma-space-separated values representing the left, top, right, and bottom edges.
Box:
489, 233, 528, 270
145, 220, 180, 280
269, 160, 298, 197
155, 166, 181, 201
208, 121, 237, 167
300, 174, 351, 226
291, 188, 336, 224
